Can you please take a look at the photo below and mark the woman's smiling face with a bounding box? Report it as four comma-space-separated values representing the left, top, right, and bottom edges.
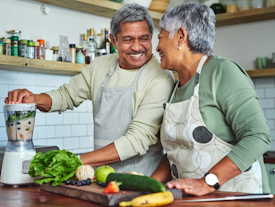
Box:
156, 29, 180, 70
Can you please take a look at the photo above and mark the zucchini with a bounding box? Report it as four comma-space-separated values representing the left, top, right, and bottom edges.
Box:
106, 173, 166, 193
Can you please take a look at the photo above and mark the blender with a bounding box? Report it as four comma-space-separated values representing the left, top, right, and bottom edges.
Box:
1, 103, 36, 187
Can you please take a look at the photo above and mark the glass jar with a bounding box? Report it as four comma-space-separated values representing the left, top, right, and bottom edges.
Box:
34, 42, 40, 59
237, 0, 250, 11
27, 40, 34, 59
225, 0, 238, 13
37, 39, 45, 59
45, 48, 53, 61
250, 0, 264, 9
52, 46, 59, 61
266, 0, 275, 7
96, 48, 107, 57
19, 39, 28, 57
6, 30, 21, 40
3, 38, 11, 55
11, 36, 19, 56
76, 46, 85, 64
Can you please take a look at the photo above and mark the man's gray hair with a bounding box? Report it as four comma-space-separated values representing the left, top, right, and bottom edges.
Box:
110, 3, 154, 40
159, 3, 215, 56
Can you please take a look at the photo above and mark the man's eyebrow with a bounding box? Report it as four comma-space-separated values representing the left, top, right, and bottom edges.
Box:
121, 35, 133, 39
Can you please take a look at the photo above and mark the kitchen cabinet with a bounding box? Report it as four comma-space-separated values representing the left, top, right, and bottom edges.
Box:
265, 163, 275, 194
32, 0, 275, 27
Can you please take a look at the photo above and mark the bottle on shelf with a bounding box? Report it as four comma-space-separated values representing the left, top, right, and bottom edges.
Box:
76, 46, 85, 64
37, 39, 45, 59
96, 33, 103, 49
85, 28, 97, 64
82, 33, 88, 52
102, 28, 111, 55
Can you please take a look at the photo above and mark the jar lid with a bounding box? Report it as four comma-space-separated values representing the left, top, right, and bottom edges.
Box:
7, 30, 21, 34
3, 39, 11, 43
34, 42, 40, 46
70, 44, 76, 48
11, 36, 19, 41
52, 46, 59, 51
37, 39, 45, 45
28, 41, 34, 46
20, 39, 28, 44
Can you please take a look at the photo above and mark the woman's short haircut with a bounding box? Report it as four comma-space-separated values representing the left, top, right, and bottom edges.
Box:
159, 3, 215, 56
110, 3, 154, 40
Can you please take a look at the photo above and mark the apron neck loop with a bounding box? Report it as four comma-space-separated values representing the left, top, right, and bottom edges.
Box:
193, 55, 208, 96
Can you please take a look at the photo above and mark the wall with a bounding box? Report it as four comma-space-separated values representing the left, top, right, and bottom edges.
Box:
0, 0, 275, 152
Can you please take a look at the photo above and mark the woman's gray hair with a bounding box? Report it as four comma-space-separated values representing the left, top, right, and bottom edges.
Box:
159, 3, 215, 56
110, 3, 154, 40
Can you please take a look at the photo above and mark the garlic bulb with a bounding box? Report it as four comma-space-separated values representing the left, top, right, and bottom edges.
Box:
75, 165, 94, 181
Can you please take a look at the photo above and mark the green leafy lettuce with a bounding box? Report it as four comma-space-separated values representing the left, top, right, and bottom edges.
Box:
29, 150, 83, 186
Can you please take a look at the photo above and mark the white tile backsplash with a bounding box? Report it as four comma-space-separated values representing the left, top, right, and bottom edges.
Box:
37, 74, 55, 86
265, 88, 275, 98
37, 126, 55, 139
267, 120, 275, 130
87, 124, 94, 136
64, 137, 80, 149
254, 77, 274, 88
35, 113, 46, 126
0, 113, 5, 127
259, 99, 275, 109
0, 84, 8, 98
265, 109, 275, 119
74, 101, 87, 112
8, 85, 28, 92
0, 70, 18, 85
46, 112, 63, 125
79, 113, 93, 124
55, 125, 72, 138
47, 138, 64, 150
33, 139, 47, 146
72, 125, 87, 137
80, 136, 94, 148
28, 86, 47, 94
64, 113, 79, 124
18, 72, 37, 85
0, 127, 7, 141
55, 75, 72, 87
255, 88, 265, 98
0, 99, 5, 112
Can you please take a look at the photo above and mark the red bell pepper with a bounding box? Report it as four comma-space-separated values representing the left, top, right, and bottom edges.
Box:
103, 181, 122, 194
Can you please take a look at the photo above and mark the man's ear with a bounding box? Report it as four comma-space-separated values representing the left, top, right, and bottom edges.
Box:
178, 27, 187, 45
110, 34, 117, 49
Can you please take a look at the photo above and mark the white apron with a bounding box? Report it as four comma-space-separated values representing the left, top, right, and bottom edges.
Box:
94, 56, 162, 176
160, 55, 263, 193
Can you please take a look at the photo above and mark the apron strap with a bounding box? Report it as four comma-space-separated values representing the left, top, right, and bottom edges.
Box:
193, 55, 208, 96
168, 81, 179, 104
100, 56, 119, 88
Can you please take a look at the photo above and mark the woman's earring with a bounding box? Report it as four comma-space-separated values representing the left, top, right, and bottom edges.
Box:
178, 43, 181, 50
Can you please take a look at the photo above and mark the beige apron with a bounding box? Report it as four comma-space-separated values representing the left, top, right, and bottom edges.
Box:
160, 55, 263, 193
94, 56, 162, 176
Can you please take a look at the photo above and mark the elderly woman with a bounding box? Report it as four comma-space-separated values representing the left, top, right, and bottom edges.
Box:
151, 3, 271, 196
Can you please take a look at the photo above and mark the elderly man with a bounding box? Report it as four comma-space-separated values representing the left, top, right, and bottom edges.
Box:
5, 3, 174, 176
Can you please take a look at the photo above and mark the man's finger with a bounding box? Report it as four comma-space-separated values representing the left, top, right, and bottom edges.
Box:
17, 89, 32, 103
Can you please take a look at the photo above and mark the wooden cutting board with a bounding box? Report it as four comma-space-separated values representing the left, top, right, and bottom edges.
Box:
40, 182, 182, 206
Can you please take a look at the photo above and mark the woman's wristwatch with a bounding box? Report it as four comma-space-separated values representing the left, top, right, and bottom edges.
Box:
204, 172, 220, 190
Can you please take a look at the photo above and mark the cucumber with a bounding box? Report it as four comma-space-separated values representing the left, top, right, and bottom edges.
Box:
106, 173, 166, 193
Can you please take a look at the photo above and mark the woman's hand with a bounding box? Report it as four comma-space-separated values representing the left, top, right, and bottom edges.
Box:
166, 178, 215, 196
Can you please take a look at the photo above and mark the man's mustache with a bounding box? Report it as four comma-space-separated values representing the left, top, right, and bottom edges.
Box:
126, 49, 146, 55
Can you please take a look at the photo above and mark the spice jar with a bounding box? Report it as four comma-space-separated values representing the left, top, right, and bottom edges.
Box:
6, 30, 21, 40
250, 0, 264, 9
3, 39, 11, 55
11, 36, 19, 56
27, 40, 34, 59
52, 46, 59, 61
34, 42, 40, 59
19, 39, 28, 57
45, 48, 53, 61
225, 0, 238, 13
37, 39, 45, 59
0, 37, 4, 55
70, 44, 76, 63
266, 0, 275, 7
237, 0, 250, 11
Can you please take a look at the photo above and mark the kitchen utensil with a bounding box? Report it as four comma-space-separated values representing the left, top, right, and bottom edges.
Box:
1, 104, 37, 187
40, 183, 182, 206
174, 193, 274, 202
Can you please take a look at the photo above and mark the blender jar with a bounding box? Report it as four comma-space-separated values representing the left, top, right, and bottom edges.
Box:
4, 103, 36, 152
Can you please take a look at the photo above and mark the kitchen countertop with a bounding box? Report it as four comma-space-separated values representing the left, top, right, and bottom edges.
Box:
264, 151, 275, 164
0, 182, 274, 207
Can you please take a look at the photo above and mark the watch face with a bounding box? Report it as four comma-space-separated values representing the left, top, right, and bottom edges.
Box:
205, 173, 218, 186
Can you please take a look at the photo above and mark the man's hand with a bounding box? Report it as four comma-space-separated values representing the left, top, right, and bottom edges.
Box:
5, 89, 35, 104
166, 178, 215, 196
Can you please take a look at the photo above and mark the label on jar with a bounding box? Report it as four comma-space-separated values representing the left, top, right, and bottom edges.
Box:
27, 46, 34, 59
12, 45, 18, 56
19, 45, 27, 57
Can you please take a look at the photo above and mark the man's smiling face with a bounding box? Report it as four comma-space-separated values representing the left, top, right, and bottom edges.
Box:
110, 20, 152, 69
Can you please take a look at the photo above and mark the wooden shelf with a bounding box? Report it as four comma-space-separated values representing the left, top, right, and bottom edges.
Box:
246, 68, 275, 78
32, 0, 163, 27
216, 6, 275, 26
32, 0, 275, 27
1, 55, 275, 78
0, 55, 86, 76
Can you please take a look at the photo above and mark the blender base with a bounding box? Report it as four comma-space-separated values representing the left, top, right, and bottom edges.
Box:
1, 151, 36, 185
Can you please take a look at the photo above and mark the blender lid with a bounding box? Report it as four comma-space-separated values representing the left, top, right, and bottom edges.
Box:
4, 103, 37, 111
